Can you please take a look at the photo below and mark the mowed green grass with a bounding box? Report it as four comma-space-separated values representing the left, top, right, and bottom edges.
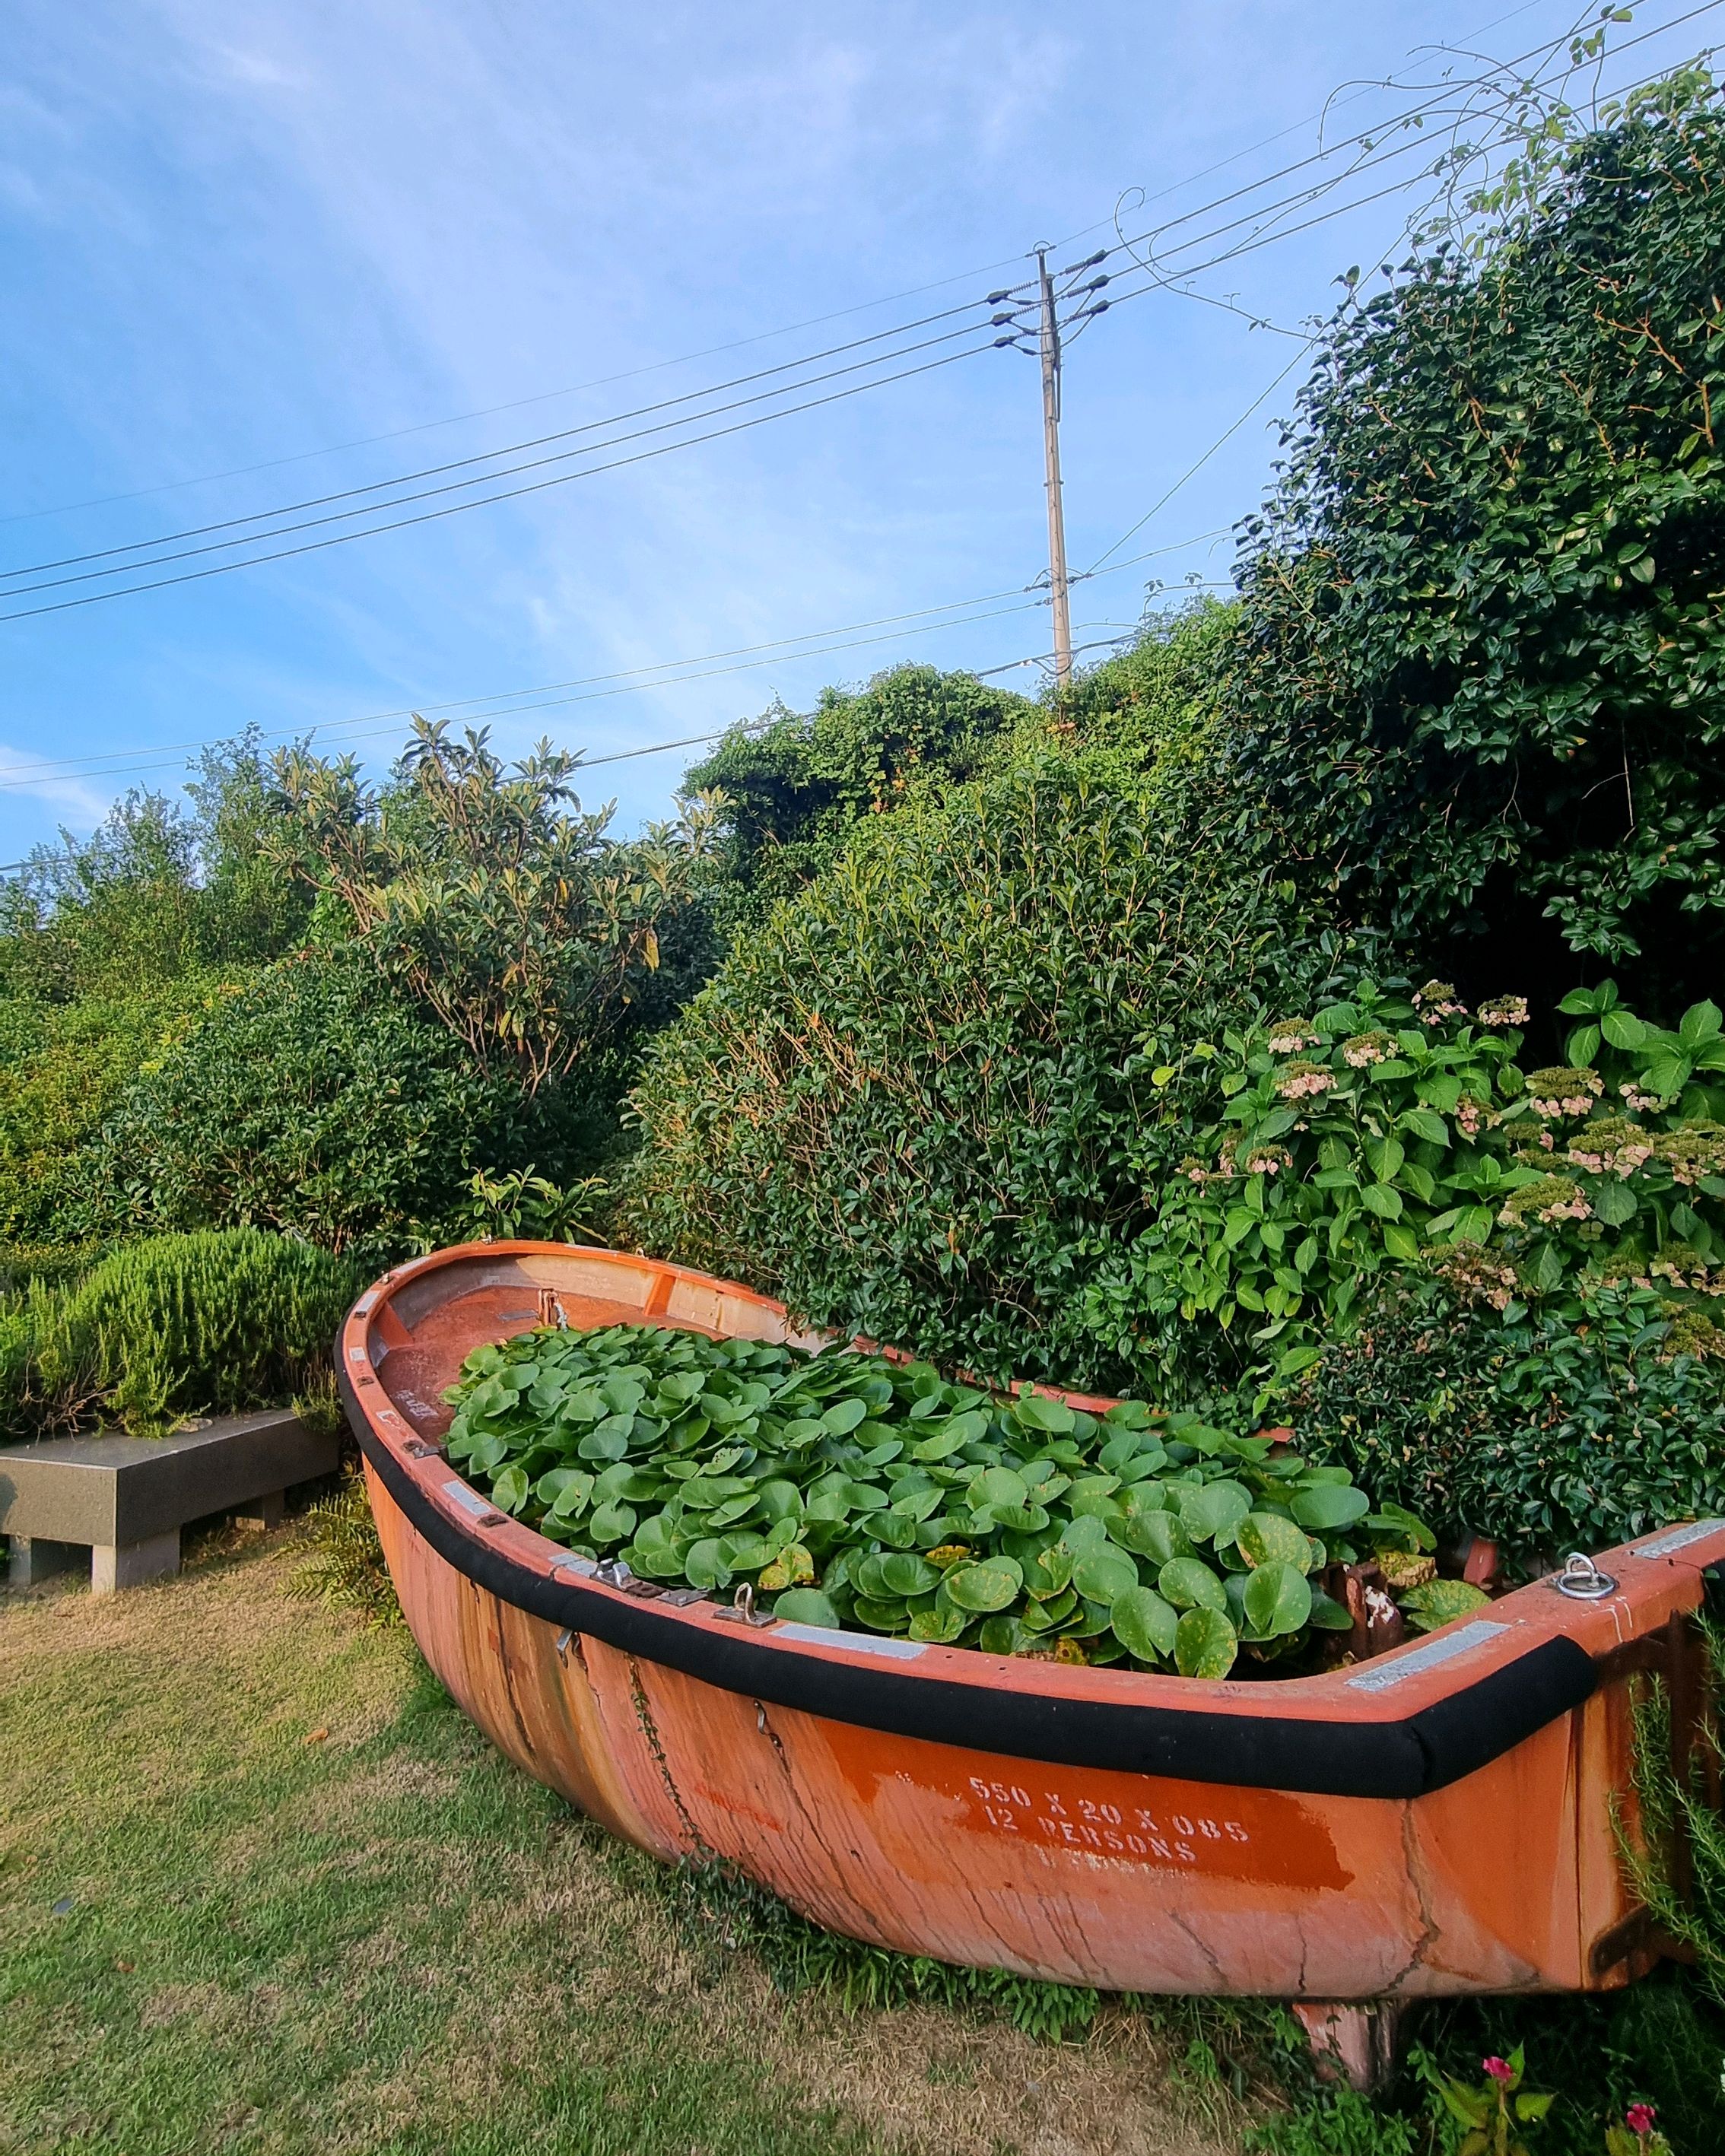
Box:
0, 1536, 1239, 2156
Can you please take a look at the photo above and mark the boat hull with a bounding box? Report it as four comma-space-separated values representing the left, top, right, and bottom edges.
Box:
345, 1243, 1725, 1999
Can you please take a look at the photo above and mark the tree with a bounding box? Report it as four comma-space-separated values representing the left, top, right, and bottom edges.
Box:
267, 717, 720, 1096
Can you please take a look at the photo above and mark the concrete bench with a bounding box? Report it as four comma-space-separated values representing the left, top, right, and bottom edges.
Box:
0, 1408, 339, 1594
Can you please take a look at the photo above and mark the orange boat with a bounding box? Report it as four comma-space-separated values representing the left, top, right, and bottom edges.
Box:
342, 1241, 1724, 2081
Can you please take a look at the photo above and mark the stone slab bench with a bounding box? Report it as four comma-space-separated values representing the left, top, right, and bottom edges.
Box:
0, 1408, 339, 1594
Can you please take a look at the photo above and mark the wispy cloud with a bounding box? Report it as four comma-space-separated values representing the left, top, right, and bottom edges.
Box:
0, 744, 112, 827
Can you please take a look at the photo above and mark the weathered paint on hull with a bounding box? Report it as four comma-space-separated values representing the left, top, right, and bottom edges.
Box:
345, 1243, 1724, 2000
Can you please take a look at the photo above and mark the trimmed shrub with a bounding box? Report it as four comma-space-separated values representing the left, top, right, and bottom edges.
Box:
0, 978, 224, 1245
16, 1228, 361, 1437
71, 954, 583, 1269
624, 754, 1339, 1390
1288, 1276, 1725, 1567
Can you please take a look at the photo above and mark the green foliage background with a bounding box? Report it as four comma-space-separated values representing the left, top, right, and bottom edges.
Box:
685, 664, 1031, 935
70, 954, 577, 1269
628, 723, 1336, 1389
1224, 72, 1725, 1014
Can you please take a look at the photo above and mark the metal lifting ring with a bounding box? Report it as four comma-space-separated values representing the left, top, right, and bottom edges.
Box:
1556, 1551, 1618, 1599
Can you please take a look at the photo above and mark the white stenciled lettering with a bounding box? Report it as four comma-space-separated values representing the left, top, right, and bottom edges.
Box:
973, 1784, 1254, 1865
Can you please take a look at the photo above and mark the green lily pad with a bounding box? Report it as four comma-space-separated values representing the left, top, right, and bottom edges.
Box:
683, 1538, 730, 1589
1072, 1545, 1139, 1606
1242, 1560, 1314, 1639
536, 1465, 591, 1508
1059, 1513, 1110, 1554
978, 1615, 1025, 1656
1028, 1544, 1075, 1599
1178, 1479, 1253, 1545
1110, 1585, 1179, 1663
1399, 1579, 1492, 1633
771, 1588, 840, 1628
877, 1551, 939, 1598
970, 1465, 1028, 1510
910, 1410, 991, 1460
718, 1532, 774, 1570
1175, 1605, 1238, 1679
944, 1557, 1024, 1612
1307, 1587, 1354, 1631
1290, 1484, 1371, 1531
1236, 1510, 1315, 1571
1018, 1587, 1077, 1631
1157, 1557, 1230, 1613
492, 1465, 530, 1515
1118, 1509, 1193, 1565
1012, 1392, 1075, 1433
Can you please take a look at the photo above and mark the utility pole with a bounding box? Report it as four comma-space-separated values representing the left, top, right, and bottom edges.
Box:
1036, 247, 1074, 690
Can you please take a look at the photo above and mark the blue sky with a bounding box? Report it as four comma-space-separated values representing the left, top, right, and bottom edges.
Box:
0, 0, 1710, 854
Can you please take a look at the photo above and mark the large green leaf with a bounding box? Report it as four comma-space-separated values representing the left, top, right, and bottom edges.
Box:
1235, 1510, 1314, 1570
1110, 1585, 1178, 1663
1174, 1606, 1237, 1680
1242, 1561, 1313, 1639
1071, 1545, 1139, 1606
1289, 1484, 1371, 1531
1177, 1478, 1252, 1545
771, 1588, 840, 1628
1117, 1508, 1193, 1565
1157, 1557, 1229, 1613
943, 1557, 1024, 1612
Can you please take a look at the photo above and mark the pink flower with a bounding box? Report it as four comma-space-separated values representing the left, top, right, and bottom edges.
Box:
1625, 2103, 1657, 2135
1482, 2056, 1514, 2084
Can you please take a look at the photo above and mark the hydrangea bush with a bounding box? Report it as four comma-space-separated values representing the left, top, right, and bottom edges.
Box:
1082, 976, 1725, 1400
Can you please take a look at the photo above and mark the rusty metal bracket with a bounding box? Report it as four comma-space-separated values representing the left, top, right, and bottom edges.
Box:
1589, 1902, 1695, 1977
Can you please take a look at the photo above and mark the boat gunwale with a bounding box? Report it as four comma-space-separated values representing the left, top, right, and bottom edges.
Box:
342, 1241, 1725, 1799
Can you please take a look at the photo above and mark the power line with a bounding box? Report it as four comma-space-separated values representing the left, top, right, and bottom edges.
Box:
2, 5, 1657, 589
0, 340, 1005, 624
1111, 0, 1721, 281
0, 537, 1231, 796
0, 319, 1009, 595
1082, 353, 1312, 576
0, 294, 1028, 585
1078, 10, 1724, 573
0, 0, 1565, 535
0, 3, 1697, 630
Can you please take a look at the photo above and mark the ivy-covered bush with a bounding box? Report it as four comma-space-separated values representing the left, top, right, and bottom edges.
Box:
1224, 75, 1725, 1008
1289, 1278, 1725, 1568
687, 665, 1032, 936
71, 954, 579, 1269
3, 1228, 359, 1437
624, 754, 1338, 1390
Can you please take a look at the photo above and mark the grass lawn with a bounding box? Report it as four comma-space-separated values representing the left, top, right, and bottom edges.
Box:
0, 1530, 1251, 2156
